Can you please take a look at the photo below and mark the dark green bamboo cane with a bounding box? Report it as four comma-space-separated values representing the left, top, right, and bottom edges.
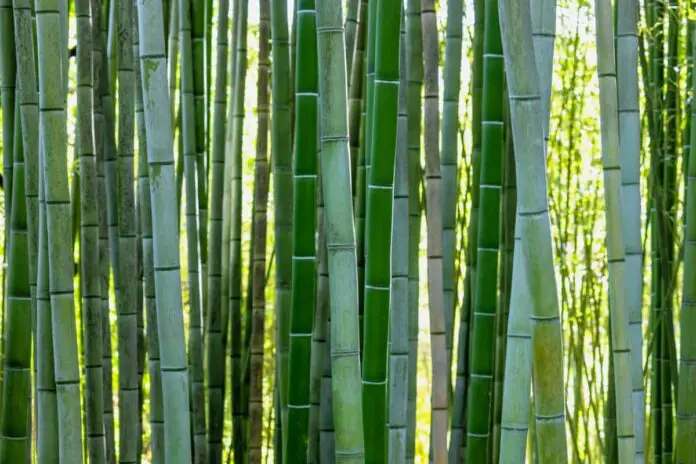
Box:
9, 1, 39, 459
361, 0, 401, 461
76, 0, 106, 461
0, 90, 30, 464
405, 1, 423, 460
344, 0, 358, 74
91, 3, 117, 460
0, 0, 16, 218
135, 1, 193, 461
440, 0, 463, 375
466, 0, 504, 459
308, 175, 327, 464
270, 0, 293, 450
247, 1, 270, 461
677, 25, 696, 462
228, 1, 248, 461
116, 0, 140, 460
179, 0, 207, 460
206, 0, 229, 460
191, 0, 207, 314
316, 0, 366, 460
347, 0, 366, 199
285, 0, 319, 460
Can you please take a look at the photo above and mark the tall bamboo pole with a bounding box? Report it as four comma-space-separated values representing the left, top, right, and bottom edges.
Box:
594, 0, 637, 460
135, 1, 193, 461
316, 0, 366, 460
35, 0, 84, 459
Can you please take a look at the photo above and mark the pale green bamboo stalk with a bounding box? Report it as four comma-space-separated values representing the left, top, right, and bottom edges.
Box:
388, 11, 408, 461
135, 1, 193, 462
594, 0, 636, 460
421, 1, 447, 461
36, 141, 59, 462
316, 0, 366, 461
616, 0, 643, 460
133, 7, 164, 461
36, 0, 84, 459
498, 0, 568, 461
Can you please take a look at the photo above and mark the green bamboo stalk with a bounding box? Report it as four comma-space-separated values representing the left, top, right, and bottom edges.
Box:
361, 0, 401, 460
466, 0, 505, 458
116, 0, 140, 460
133, 8, 164, 461
0, 0, 16, 217
178, 0, 207, 460
9, 2, 39, 460
616, 0, 644, 460
221, 0, 239, 377
347, 0, 366, 199
76, 0, 106, 461
190, 0, 207, 314
270, 0, 292, 449
35, 0, 84, 459
493, 116, 515, 462
167, 0, 178, 120
421, 2, 447, 461
206, 0, 229, 460
594, 0, 637, 460
285, 0, 319, 460
135, 1, 193, 461
36, 138, 58, 462
91, 2, 117, 460
11, 0, 39, 397
229, 1, 248, 461
440, 0, 463, 374
677, 7, 696, 464
316, 0, 366, 460
247, 1, 270, 461
388, 11, 408, 461
344, 0, 358, 78
0, 88, 31, 464
356, 0, 378, 345
319, 311, 335, 464
499, 0, 569, 461
405, 0, 422, 460
309, 177, 327, 464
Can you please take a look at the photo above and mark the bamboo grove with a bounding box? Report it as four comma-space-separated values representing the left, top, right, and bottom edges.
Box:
3, 0, 696, 462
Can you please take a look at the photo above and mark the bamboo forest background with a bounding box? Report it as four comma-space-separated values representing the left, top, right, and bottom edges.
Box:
1, 0, 694, 462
